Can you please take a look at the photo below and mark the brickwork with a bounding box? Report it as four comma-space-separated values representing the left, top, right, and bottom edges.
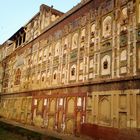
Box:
0, 0, 140, 138
81, 123, 140, 140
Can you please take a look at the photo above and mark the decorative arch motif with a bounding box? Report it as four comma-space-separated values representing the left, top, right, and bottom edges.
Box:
72, 33, 78, 50
121, 7, 128, 24
67, 98, 75, 114
101, 55, 111, 75
70, 64, 76, 80
102, 16, 112, 38
77, 97, 82, 106
99, 96, 111, 125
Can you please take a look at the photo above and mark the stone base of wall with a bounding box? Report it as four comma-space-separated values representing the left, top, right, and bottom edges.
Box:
80, 123, 140, 140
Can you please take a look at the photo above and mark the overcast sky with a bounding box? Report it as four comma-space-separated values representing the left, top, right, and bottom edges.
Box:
0, 0, 81, 44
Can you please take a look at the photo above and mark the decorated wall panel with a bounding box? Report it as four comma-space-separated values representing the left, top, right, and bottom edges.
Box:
0, 0, 139, 137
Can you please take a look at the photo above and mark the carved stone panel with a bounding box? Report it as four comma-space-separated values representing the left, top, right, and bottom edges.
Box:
70, 64, 77, 81
89, 46, 94, 56
99, 95, 111, 126
120, 7, 128, 25
102, 16, 112, 39
72, 33, 79, 50
70, 49, 78, 62
101, 40, 112, 52
53, 56, 59, 67
119, 112, 127, 128
67, 98, 75, 114
79, 46, 84, 60
119, 95, 127, 110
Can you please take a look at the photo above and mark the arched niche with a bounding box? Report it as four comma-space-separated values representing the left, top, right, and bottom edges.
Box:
77, 97, 82, 107
102, 16, 112, 38
99, 96, 111, 125
72, 33, 78, 50
101, 55, 111, 75
70, 64, 76, 80
121, 7, 128, 24
67, 98, 75, 114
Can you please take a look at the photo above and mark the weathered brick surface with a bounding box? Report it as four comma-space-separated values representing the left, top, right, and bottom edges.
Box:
81, 124, 140, 140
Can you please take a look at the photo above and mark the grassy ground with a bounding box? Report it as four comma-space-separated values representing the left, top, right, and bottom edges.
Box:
0, 127, 26, 140
0, 127, 61, 140
0, 121, 61, 140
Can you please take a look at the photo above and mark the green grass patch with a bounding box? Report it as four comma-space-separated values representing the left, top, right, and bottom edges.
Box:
0, 121, 61, 140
